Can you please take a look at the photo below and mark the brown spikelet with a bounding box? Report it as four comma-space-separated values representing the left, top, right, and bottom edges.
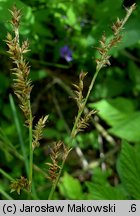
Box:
9, 5, 21, 29
46, 141, 70, 182
10, 176, 29, 195
46, 141, 63, 181
73, 72, 87, 110
72, 110, 97, 138
32, 115, 48, 150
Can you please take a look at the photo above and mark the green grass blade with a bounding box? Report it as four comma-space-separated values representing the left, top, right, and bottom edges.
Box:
9, 94, 29, 176
0, 187, 13, 200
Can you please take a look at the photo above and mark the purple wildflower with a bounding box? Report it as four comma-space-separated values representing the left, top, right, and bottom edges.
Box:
60, 45, 73, 62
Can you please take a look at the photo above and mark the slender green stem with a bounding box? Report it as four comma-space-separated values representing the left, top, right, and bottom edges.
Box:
30, 58, 71, 69
71, 68, 100, 139
28, 100, 33, 192
48, 182, 56, 200
9, 94, 29, 176
0, 188, 14, 200
0, 168, 14, 181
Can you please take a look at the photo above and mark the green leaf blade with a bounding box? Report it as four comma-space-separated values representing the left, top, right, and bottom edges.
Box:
117, 141, 140, 199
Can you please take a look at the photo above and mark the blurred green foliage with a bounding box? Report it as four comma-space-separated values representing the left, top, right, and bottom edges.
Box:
0, 0, 140, 200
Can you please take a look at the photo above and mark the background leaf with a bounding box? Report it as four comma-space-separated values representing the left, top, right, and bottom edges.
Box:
89, 97, 140, 142
86, 168, 127, 200
117, 141, 140, 199
89, 97, 136, 126
59, 172, 83, 199
109, 112, 140, 142
86, 183, 127, 200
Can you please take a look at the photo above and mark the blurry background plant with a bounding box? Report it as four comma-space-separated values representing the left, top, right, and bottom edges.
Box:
0, 0, 140, 200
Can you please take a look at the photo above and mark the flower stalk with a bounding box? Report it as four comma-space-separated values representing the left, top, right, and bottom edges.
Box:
46, 3, 136, 199
6, 6, 48, 193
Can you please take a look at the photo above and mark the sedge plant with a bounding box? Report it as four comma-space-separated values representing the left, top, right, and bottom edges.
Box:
47, 3, 136, 199
5, 6, 48, 194
4, 4, 136, 199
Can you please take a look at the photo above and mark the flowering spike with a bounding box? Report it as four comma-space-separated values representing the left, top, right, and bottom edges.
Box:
73, 72, 87, 110
32, 115, 48, 150
6, 6, 33, 124
95, 3, 136, 71
10, 176, 29, 195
